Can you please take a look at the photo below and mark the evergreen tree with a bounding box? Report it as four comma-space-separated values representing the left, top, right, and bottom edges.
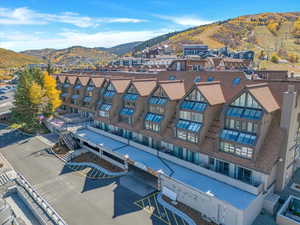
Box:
11, 68, 61, 131
11, 70, 33, 125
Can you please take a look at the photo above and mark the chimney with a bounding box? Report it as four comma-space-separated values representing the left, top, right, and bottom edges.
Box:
280, 85, 297, 130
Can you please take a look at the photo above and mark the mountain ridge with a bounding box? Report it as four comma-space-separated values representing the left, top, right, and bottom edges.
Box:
0, 48, 43, 69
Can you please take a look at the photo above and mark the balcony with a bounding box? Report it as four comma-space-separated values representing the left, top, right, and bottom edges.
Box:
277, 195, 300, 225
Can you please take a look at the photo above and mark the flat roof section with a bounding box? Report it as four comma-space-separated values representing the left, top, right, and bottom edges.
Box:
73, 128, 257, 210
114, 146, 173, 176
75, 129, 126, 150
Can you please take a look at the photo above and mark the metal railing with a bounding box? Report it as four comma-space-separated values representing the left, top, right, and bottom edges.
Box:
16, 172, 68, 225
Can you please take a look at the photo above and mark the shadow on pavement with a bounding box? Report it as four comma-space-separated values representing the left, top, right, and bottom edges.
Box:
81, 176, 165, 224
59, 164, 75, 175
81, 176, 117, 193
0, 128, 30, 149
26, 148, 51, 158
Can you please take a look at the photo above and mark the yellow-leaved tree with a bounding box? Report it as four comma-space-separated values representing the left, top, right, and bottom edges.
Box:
43, 72, 62, 114
29, 82, 44, 105
293, 18, 300, 37
267, 22, 279, 35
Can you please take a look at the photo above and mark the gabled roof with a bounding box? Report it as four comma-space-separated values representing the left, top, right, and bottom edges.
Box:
196, 81, 225, 105
68, 76, 77, 85
58, 75, 66, 83
247, 84, 280, 113
78, 76, 90, 86
159, 80, 186, 100
91, 77, 105, 88
111, 79, 131, 93
133, 80, 157, 96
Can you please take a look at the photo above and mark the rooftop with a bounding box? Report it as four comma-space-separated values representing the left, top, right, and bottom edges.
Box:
74, 128, 257, 210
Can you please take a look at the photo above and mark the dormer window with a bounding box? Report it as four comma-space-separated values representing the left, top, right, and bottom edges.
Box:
219, 92, 262, 159
149, 97, 167, 114
71, 94, 80, 105
99, 103, 112, 118
120, 107, 134, 124
176, 89, 206, 143
103, 83, 116, 99
63, 81, 70, 88
176, 120, 202, 143
231, 93, 261, 109
75, 84, 81, 89
83, 96, 92, 106
145, 113, 163, 132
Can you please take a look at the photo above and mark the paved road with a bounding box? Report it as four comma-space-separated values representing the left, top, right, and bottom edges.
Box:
0, 127, 164, 225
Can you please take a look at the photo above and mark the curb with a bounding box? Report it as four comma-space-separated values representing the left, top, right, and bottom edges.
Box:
66, 161, 127, 177
49, 147, 125, 180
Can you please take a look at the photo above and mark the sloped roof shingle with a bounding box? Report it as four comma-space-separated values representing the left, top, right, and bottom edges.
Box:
196, 81, 225, 105
111, 79, 131, 93
248, 84, 280, 113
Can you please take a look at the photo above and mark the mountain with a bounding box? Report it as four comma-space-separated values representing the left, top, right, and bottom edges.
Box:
21, 41, 142, 67
96, 41, 142, 56
131, 12, 300, 71
0, 48, 43, 69
22, 46, 117, 67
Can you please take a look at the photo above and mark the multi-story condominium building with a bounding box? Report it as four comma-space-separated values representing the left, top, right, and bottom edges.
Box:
49, 70, 300, 225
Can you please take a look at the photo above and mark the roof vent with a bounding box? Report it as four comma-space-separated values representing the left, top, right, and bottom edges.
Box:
232, 77, 241, 86
207, 76, 214, 82
194, 76, 201, 83
168, 75, 176, 80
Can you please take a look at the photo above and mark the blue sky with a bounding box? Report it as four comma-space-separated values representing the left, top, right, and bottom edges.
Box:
0, 0, 299, 51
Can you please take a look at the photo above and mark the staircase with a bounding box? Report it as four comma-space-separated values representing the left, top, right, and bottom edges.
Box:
0, 173, 10, 186
60, 132, 79, 151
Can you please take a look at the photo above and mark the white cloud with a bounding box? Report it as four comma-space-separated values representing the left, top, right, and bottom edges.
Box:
156, 15, 213, 27
0, 7, 146, 27
0, 29, 170, 51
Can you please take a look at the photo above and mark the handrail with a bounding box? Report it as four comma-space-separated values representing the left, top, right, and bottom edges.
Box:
16, 172, 68, 225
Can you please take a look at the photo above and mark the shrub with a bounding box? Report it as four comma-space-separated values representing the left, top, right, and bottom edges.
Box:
270, 53, 279, 63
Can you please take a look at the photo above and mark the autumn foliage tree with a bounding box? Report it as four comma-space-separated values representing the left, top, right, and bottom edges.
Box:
293, 18, 300, 37
43, 72, 62, 114
267, 22, 280, 35
270, 53, 279, 63
11, 68, 61, 132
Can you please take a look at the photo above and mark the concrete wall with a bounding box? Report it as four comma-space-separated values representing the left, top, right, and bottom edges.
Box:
277, 196, 300, 225
277, 85, 300, 191
242, 193, 264, 225
159, 151, 263, 195
160, 174, 244, 225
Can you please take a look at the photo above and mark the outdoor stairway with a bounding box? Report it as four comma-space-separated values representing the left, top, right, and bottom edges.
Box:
0, 173, 10, 186
60, 151, 74, 162
16, 184, 56, 225
60, 132, 79, 150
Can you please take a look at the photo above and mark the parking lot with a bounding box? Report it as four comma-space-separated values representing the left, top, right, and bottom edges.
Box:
0, 126, 166, 225
134, 192, 189, 225
0, 85, 15, 114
